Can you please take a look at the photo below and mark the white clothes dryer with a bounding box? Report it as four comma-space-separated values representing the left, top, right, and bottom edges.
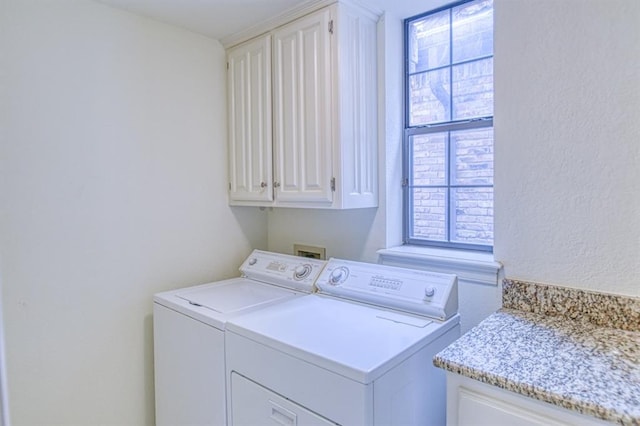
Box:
225, 258, 460, 426
153, 250, 326, 426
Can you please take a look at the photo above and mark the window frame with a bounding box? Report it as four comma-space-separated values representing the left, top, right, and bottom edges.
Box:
403, 0, 494, 253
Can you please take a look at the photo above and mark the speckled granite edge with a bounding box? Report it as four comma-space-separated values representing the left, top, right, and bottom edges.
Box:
503, 279, 640, 331
433, 353, 625, 423
434, 310, 640, 425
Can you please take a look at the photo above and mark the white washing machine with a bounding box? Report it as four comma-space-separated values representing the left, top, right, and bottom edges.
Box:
153, 250, 326, 426
225, 258, 460, 426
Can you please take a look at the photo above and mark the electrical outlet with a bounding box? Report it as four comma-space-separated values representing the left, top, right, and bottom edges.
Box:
294, 244, 326, 260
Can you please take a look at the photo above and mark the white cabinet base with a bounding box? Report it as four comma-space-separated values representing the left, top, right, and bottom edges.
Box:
446, 373, 609, 426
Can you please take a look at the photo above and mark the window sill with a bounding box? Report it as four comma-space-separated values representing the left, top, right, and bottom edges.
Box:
377, 245, 502, 286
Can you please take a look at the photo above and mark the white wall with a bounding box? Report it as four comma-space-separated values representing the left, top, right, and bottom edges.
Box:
0, 1, 266, 424
267, 208, 382, 261
493, 0, 640, 297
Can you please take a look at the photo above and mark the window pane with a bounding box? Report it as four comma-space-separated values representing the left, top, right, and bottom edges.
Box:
452, 58, 493, 120
412, 188, 447, 241
452, 128, 493, 185
451, 187, 493, 245
409, 69, 451, 126
408, 10, 450, 73
452, 0, 493, 63
404, 0, 494, 251
411, 133, 447, 186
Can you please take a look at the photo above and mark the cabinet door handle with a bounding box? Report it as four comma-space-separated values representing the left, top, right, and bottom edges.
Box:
260, 182, 267, 188
273, 181, 281, 188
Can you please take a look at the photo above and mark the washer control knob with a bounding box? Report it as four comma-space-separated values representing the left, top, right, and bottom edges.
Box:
294, 264, 312, 280
424, 286, 436, 301
329, 267, 349, 285
248, 258, 258, 266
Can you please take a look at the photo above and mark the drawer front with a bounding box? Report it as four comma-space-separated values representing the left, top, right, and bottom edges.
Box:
231, 372, 337, 425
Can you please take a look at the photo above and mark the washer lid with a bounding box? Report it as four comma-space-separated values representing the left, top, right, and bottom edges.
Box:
154, 278, 302, 330
226, 295, 460, 384
176, 279, 294, 314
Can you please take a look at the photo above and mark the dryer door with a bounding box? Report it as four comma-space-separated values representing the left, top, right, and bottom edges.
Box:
230, 372, 337, 426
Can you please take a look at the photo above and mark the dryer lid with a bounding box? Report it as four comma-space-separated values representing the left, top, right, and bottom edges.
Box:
226, 295, 460, 384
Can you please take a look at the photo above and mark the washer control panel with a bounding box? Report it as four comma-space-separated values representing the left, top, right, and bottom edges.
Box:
316, 258, 458, 320
240, 250, 327, 293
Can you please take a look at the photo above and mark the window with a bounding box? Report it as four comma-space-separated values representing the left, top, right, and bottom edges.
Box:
404, 0, 494, 252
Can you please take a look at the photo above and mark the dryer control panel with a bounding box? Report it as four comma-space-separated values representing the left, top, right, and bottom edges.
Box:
317, 259, 458, 320
240, 250, 327, 293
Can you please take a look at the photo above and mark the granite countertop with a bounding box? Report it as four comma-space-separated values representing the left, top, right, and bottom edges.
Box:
434, 280, 640, 425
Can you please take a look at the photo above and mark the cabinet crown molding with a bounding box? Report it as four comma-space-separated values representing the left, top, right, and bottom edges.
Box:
220, 0, 381, 48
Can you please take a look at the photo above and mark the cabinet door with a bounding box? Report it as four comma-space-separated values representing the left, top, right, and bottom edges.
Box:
333, 3, 379, 208
272, 8, 333, 204
228, 35, 273, 203
447, 374, 610, 426
457, 388, 567, 426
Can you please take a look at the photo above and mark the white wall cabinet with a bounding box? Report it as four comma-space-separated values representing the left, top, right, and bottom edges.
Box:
446, 373, 609, 426
227, 2, 378, 209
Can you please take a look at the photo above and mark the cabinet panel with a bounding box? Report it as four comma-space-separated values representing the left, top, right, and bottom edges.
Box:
446, 373, 610, 426
273, 8, 333, 203
228, 35, 273, 203
458, 388, 567, 426
333, 4, 378, 208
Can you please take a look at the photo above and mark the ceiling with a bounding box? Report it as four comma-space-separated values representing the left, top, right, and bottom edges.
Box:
96, 0, 447, 43
97, 0, 312, 40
